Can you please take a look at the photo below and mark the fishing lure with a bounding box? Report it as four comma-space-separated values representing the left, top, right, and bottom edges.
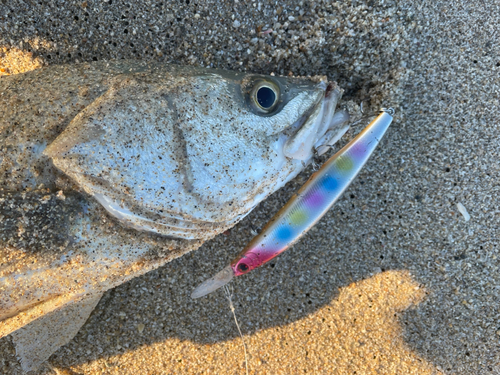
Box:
192, 108, 394, 298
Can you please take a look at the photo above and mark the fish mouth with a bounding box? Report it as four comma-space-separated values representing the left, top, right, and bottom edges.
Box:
283, 82, 349, 160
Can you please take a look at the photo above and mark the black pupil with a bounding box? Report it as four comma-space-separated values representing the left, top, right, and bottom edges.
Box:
237, 263, 249, 272
257, 86, 276, 109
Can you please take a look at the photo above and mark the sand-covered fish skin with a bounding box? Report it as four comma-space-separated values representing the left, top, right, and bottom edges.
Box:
43, 64, 334, 239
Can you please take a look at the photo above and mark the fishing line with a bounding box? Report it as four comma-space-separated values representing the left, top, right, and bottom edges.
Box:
224, 285, 249, 375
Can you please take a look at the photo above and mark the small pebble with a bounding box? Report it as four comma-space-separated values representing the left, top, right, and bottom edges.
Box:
456, 203, 470, 222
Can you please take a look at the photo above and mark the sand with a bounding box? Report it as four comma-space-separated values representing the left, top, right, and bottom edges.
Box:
0, 0, 499, 373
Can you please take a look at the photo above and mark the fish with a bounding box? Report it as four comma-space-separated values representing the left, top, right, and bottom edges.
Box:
0, 60, 350, 372
191, 109, 394, 298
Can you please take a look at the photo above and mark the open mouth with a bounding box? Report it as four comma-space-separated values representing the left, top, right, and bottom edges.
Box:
283, 82, 350, 160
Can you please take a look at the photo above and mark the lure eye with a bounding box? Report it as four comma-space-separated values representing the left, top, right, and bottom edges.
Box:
237, 263, 249, 273
251, 80, 280, 113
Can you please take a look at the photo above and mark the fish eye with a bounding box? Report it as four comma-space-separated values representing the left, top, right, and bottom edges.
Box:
256, 86, 276, 109
251, 80, 280, 113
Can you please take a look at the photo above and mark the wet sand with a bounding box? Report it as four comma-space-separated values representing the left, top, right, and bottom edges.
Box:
1, 0, 499, 374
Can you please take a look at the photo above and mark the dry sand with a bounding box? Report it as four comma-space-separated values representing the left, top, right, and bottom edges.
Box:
0, 0, 499, 374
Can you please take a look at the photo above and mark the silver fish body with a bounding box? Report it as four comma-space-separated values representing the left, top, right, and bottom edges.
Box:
0, 61, 348, 371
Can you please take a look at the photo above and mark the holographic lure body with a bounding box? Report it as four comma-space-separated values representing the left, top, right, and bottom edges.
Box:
192, 109, 394, 298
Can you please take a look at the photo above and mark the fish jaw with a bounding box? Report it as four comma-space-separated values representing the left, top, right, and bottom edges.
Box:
314, 109, 351, 156
283, 82, 344, 160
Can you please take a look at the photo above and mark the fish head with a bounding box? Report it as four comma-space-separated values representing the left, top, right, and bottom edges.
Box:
44, 67, 345, 240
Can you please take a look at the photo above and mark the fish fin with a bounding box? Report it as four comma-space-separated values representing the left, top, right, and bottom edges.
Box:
10, 293, 103, 373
